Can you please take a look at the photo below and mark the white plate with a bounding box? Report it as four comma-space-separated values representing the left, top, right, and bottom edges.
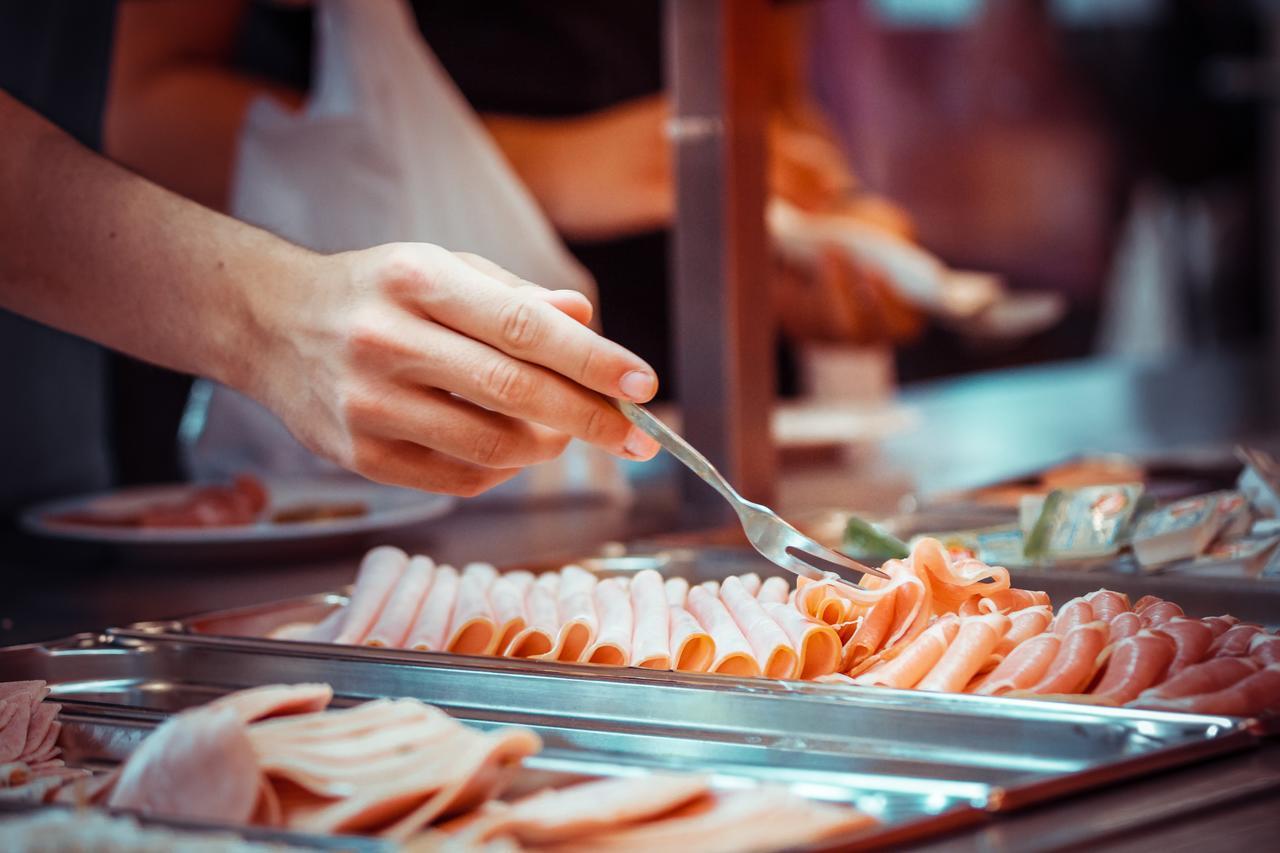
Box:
20, 477, 454, 546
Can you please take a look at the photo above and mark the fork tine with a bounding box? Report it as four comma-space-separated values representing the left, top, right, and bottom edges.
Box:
787, 541, 890, 582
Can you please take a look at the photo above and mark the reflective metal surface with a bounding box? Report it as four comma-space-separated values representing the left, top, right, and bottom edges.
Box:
0, 632, 1253, 820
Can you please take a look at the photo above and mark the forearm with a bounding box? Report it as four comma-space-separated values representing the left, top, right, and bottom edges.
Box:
0, 91, 314, 396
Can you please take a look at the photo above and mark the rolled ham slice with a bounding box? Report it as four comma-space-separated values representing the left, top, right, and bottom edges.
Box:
855, 615, 959, 690
629, 570, 671, 670
584, 578, 632, 666
446, 563, 500, 656
842, 588, 898, 671
1133, 656, 1260, 704
406, 565, 460, 652
540, 565, 600, 663
1210, 623, 1264, 658
1028, 620, 1110, 695
1084, 589, 1130, 623
333, 546, 409, 645
505, 573, 559, 658
994, 605, 1053, 657
736, 573, 762, 596
365, 556, 436, 648
1140, 600, 1184, 627
1051, 597, 1095, 636
1090, 629, 1177, 705
756, 576, 790, 605
663, 577, 690, 609
719, 576, 797, 679
668, 606, 715, 673
763, 602, 841, 679
974, 632, 1062, 695
686, 586, 759, 677
1134, 663, 1280, 716
916, 612, 1010, 693
1157, 617, 1215, 677
489, 571, 535, 657
1109, 611, 1143, 641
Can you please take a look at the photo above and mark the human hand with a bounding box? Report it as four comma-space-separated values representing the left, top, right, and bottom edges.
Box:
247, 244, 661, 496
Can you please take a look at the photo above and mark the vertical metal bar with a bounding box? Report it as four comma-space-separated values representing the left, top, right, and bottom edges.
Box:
665, 0, 775, 515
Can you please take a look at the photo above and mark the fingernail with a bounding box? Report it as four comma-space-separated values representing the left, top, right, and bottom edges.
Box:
624, 427, 660, 460
619, 370, 657, 402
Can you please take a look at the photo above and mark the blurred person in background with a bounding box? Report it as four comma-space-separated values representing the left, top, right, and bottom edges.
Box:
105, 0, 928, 486
0, 3, 664, 520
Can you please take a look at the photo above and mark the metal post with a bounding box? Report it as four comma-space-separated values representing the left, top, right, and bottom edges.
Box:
665, 0, 775, 516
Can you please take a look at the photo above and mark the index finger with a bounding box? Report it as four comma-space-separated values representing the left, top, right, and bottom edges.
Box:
407, 250, 659, 403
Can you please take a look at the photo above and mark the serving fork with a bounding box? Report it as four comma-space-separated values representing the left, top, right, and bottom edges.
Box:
614, 400, 888, 585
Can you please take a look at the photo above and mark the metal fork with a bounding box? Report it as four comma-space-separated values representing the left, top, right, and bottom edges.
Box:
614, 400, 888, 585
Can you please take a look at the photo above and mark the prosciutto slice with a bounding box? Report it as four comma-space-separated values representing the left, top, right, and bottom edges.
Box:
1109, 611, 1143, 641
1133, 656, 1260, 704
1084, 589, 1130, 622
974, 632, 1062, 695
1250, 632, 1280, 665
995, 605, 1053, 657
1134, 663, 1280, 716
1090, 630, 1177, 705
686, 586, 760, 677
719, 576, 797, 679
1156, 618, 1215, 677
1051, 598, 1095, 636
365, 556, 436, 648
1210, 624, 1264, 658
630, 570, 672, 670
334, 546, 409, 645
916, 612, 1010, 693
1028, 620, 1110, 695
855, 615, 959, 690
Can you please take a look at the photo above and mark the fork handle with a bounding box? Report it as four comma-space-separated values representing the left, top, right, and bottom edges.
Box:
611, 400, 743, 508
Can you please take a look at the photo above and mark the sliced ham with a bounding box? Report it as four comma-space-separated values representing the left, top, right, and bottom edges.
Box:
1201, 616, 1236, 638
965, 588, 1050, 616
1140, 600, 1184, 627
0, 695, 33, 763
756, 576, 790, 605
584, 578, 633, 666
995, 605, 1053, 657
333, 546, 409, 645
108, 706, 261, 824
1051, 597, 1095, 636
762, 602, 841, 679
629, 570, 671, 670
736, 573, 762, 597
911, 538, 1011, 613
1090, 630, 1178, 705
1134, 656, 1261, 704
1249, 632, 1280, 665
842, 588, 898, 671
1134, 663, 1280, 716
446, 563, 500, 656
855, 615, 959, 690
719, 576, 797, 679
406, 565, 460, 651
489, 570, 535, 657
365, 556, 436, 648
668, 606, 715, 673
208, 683, 333, 724
975, 632, 1062, 695
1157, 618, 1215, 677
1028, 620, 1110, 695
686, 586, 760, 677
1132, 595, 1163, 614
452, 774, 712, 845
916, 612, 1010, 693
537, 787, 876, 853
1210, 623, 1264, 658
505, 573, 559, 658
1084, 589, 1130, 622
1109, 611, 1143, 641
541, 565, 599, 663
663, 577, 690, 609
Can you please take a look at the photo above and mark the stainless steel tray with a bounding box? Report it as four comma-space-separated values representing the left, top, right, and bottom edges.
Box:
0, 632, 1253, 821
12, 663, 985, 853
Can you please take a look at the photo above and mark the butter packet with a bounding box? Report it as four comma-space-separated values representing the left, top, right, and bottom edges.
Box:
1130, 491, 1233, 568
1024, 483, 1144, 561
1236, 446, 1280, 518
910, 524, 1027, 567
1161, 535, 1280, 578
